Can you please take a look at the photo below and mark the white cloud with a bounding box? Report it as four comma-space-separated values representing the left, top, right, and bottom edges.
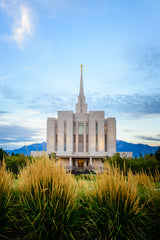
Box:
0, 0, 33, 48
10, 5, 33, 48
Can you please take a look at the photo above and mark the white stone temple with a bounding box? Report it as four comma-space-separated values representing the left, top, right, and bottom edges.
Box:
46, 65, 120, 170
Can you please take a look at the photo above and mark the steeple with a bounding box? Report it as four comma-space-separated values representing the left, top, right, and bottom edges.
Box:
76, 64, 87, 114
79, 64, 84, 98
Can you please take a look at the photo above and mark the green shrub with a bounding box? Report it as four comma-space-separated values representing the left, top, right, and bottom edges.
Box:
155, 147, 160, 161
106, 153, 160, 175
5, 154, 28, 175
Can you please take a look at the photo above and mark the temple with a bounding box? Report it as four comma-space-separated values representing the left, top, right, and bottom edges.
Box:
46, 65, 120, 170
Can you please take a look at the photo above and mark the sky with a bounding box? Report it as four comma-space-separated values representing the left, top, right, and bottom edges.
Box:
0, 0, 160, 150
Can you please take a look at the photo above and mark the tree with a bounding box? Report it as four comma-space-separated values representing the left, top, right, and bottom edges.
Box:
155, 147, 160, 161
0, 148, 8, 164
5, 154, 27, 175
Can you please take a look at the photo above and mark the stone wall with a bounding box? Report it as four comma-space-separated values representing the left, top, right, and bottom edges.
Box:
119, 152, 133, 158
89, 111, 105, 153
47, 118, 56, 154
58, 111, 73, 154
106, 118, 116, 153
31, 151, 48, 157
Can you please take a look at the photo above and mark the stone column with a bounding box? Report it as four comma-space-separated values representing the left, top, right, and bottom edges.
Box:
76, 122, 78, 152
90, 157, 92, 166
84, 121, 86, 152
69, 157, 72, 171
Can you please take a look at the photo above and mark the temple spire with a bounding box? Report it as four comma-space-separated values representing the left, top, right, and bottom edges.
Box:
76, 64, 87, 114
79, 64, 84, 98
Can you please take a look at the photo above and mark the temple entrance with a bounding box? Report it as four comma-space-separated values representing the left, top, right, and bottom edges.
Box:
78, 159, 84, 168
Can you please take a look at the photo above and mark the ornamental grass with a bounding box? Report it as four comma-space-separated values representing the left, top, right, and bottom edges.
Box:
17, 156, 79, 240
1, 155, 160, 240
0, 162, 14, 239
81, 162, 145, 240
145, 185, 160, 240
138, 169, 160, 240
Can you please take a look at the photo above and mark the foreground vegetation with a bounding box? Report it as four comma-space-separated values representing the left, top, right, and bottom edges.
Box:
0, 152, 160, 239
1, 147, 160, 176
105, 152, 160, 176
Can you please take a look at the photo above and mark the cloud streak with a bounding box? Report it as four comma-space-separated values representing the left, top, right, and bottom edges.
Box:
0, 123, 45, 149
0, 137, 34, 144
26, 90, 160, 119
0, 0, 33, 48
136, 135, 160, 142
0, 124, 40, 142
10, 4, 33, 48
1, 84, 160, 118
87, 91, 160, 118
130, 47, 160, 82
0, 111, 10, 114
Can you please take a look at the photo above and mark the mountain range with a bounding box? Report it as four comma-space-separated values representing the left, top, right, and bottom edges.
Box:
7, 140, 159, 158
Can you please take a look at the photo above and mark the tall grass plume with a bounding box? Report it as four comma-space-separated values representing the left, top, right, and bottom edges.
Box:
83, 162, 145, 240
0, 162, 13, 239
17, 156, 78, 240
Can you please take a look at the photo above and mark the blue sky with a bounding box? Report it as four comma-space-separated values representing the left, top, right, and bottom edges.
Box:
0, 0, 160, 150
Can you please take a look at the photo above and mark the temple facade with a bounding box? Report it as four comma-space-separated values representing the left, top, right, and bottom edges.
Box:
46, 65, 118, 170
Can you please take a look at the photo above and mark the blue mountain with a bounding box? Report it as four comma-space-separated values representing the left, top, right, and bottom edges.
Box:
7, 142, 47, 156
6, 140, 159, 158
117, 140, 159, 157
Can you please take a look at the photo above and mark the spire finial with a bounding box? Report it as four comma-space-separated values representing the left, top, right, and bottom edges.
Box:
81, 64, 83, 71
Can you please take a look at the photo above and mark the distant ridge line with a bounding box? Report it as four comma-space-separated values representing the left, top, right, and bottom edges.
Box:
6, 140, 159, 158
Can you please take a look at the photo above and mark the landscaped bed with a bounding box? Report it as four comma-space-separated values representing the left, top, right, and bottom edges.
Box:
0, 155, 160, 240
